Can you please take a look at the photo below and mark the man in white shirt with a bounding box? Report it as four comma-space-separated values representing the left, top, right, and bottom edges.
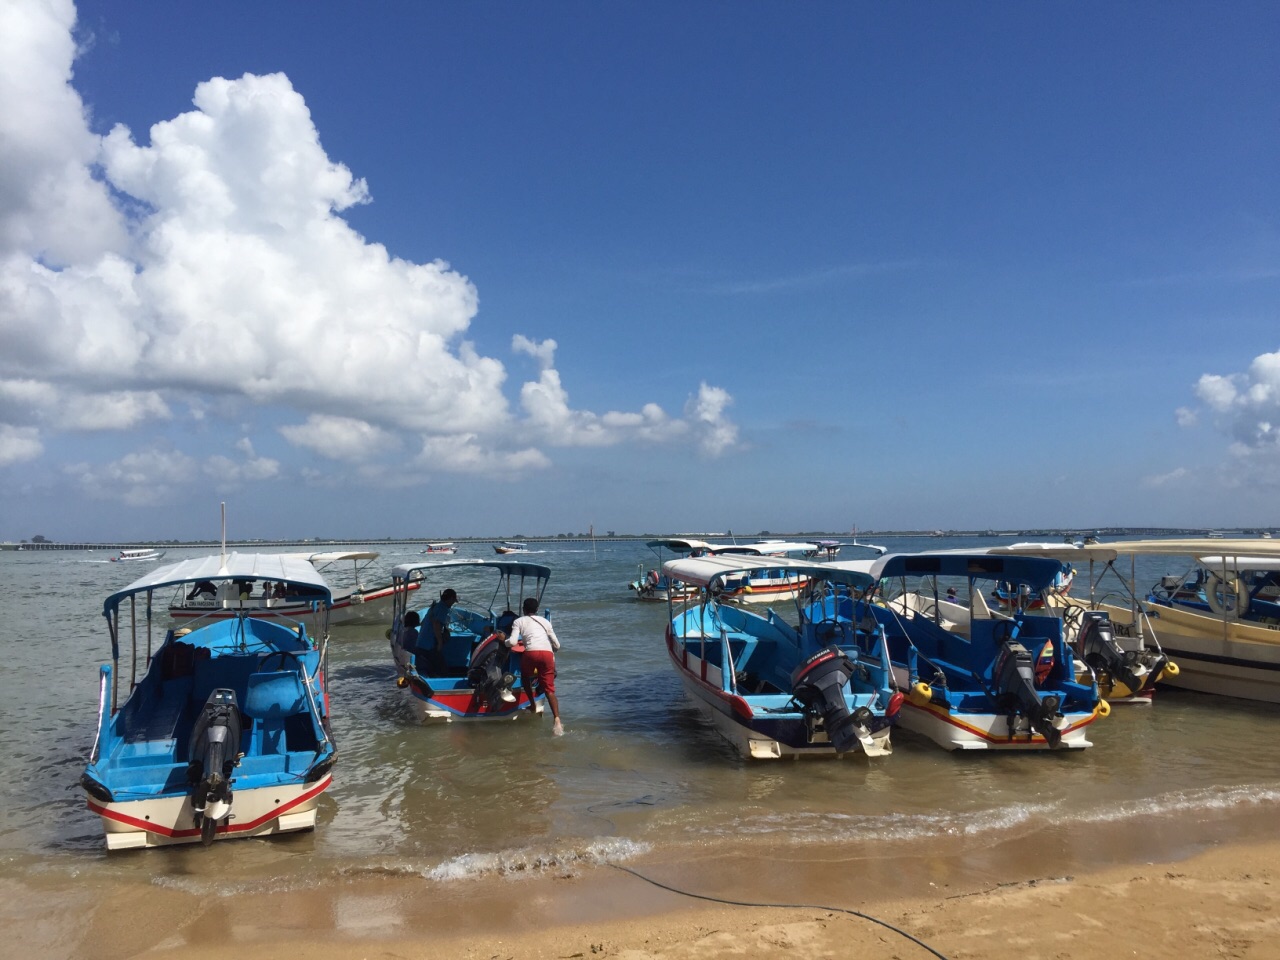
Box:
506, 596, 564, 736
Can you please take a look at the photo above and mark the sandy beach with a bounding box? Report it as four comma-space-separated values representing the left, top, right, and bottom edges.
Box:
8, 830, 1280, 960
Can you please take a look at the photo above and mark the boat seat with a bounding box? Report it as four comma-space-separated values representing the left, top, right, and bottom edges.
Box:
243, 670, 309, 755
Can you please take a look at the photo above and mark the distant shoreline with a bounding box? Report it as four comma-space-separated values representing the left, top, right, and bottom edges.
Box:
2, 527, 1272, 551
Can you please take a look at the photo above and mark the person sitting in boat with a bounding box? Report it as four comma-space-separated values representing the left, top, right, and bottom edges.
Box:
186, 580, 217, 600
392, 611, 420, 676
260, 581, 273, 601
420, 588, 457, 676
273, 581, 287, 599
945, 587, 959, 604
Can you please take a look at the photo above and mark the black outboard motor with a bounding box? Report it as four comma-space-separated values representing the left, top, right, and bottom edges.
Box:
992, 641, 1063, 747
466, 634, 517, 710
187, 688, 242, 845
1076, 610, 1155, 699
790, 645, 867, 755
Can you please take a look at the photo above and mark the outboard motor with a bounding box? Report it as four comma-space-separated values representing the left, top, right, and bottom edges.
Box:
1076, 610, 1158, 699
187, 688, 242, 845
466, 634, 517, 710
993, 641, 1063, 747
790, 645, 868, 755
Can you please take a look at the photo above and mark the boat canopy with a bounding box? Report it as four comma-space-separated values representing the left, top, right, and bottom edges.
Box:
1093, 539, 1280, 559
291, 550, 380, 564
1195, 556, 1280, 572
664, 554, 875, 591
391, 558, 552, 581
103, 552, 334, 615
711, 541, 818, 556
835, 552, 1066, 592
645, 537, 715, 553
984, 542, 1121, 564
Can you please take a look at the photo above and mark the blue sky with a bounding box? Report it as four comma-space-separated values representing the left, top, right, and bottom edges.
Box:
1, 0, 1278, 541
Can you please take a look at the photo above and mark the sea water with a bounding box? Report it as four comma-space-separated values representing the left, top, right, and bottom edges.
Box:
2, 537, 1278, 895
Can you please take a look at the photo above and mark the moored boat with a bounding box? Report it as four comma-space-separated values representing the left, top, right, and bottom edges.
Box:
167, 550, 418, 626
388, 559, 552, 722
628, 538, 713, 601
838, 552, 1106, 751
80, 552, 337, 849
662, 554, 901, 759
705, 541, 819, 603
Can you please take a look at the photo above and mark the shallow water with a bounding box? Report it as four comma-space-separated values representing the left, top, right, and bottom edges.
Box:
2, 537, 1278, 893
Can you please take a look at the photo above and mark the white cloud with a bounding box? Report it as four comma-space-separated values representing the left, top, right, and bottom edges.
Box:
1174, 406, 1198, 428
1193, 349, 1280, 447
67, 447, 199, 506
0, 1, 739, 496
1143, 466, 1188, 488
685, 382, 739, 456
0, 424, 43, 466
279, 414, 400, 462
414, 433, 550, 475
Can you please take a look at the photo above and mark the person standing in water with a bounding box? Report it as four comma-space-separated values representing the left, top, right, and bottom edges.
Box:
505, 596, 564, 736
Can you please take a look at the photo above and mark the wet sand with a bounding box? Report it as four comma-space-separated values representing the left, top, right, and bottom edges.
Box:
9, 824, 1280, 960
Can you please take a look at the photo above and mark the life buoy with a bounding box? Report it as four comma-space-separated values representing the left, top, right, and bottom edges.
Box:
647, 569, 660, 587
1205, 574, 1250, 616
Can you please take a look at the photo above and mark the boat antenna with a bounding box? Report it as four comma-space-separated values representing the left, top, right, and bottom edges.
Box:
220, 501, 227, 566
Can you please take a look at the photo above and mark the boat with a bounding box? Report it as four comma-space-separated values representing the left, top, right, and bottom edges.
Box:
1097, 539, 1280, 702
705, 541, 820, 603
387, 559, 553, 721
167, 550, 418, 626
421, 542, 458, 554
661, 554, 901, 759
983, 543, 1174, 703
110, 547, 166, 563
494, 542, 528, 555
838, 551, 1106, 750
80, 552, 337, 849
628, 538, 714, 601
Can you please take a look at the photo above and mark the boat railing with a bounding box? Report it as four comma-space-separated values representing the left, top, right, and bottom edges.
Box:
90, 665, 111, 762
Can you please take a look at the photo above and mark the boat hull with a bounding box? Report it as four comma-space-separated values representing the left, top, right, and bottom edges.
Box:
666, 633, 891, 759
406, 681, 546, 722
1141, 601, 1280, 702
896, 699, 1097, 751
87, 774, 331, 850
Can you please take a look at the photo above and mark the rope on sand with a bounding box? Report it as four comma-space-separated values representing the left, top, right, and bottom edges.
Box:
607, 862, 951, 960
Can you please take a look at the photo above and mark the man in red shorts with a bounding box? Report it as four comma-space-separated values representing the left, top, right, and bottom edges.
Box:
506, 596, 564, 736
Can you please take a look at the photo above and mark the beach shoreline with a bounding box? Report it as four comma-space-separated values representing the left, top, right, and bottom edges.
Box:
10, 822, 1280, 960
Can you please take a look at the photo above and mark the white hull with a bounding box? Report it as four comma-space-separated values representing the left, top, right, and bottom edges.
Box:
897, 701, 1096, 751
674, 661, 892, 760
87, 774, 331, 850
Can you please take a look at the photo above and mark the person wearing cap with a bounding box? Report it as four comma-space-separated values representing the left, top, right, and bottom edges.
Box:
505, 596, 564, 736
420, 588, 457, 676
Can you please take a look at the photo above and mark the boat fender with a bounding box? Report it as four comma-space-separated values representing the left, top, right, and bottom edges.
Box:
1096, 699, 1111, 719
1158, 661, 1180, 680
886, 690, 905, 717
908, 682, 933, 707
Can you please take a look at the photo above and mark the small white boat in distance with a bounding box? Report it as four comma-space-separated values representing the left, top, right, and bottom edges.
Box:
110, 547, 166, 563
421, 542, 458, 554
494, 542, 528, 555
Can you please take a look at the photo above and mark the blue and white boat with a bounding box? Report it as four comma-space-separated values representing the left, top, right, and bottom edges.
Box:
662, 554, 901, 759
80, 552, 337, 850
629, 538, 714, 601
388, 559, 553, 722
835, 552, 1106, 751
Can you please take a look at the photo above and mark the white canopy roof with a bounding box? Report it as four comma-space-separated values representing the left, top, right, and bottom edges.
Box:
104, 552, 333, 613
710, 540, 818, 556
663, 554, 808, 587
391, 558, 552, 581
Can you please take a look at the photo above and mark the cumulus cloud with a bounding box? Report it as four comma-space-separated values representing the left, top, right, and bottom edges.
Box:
0, 424, 42, 466
1193, 349, 1280, 447
1174, 406, 1198, 428
414, 433, 550, 475
279, 414, 400, 462
0, 0, 738, 497
1143, 466, 1188, 488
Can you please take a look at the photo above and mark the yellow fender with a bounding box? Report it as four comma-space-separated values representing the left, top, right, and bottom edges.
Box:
908, 681, 933, 706
1159, 661, 1181, 680
1096, 699, 1111, 719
